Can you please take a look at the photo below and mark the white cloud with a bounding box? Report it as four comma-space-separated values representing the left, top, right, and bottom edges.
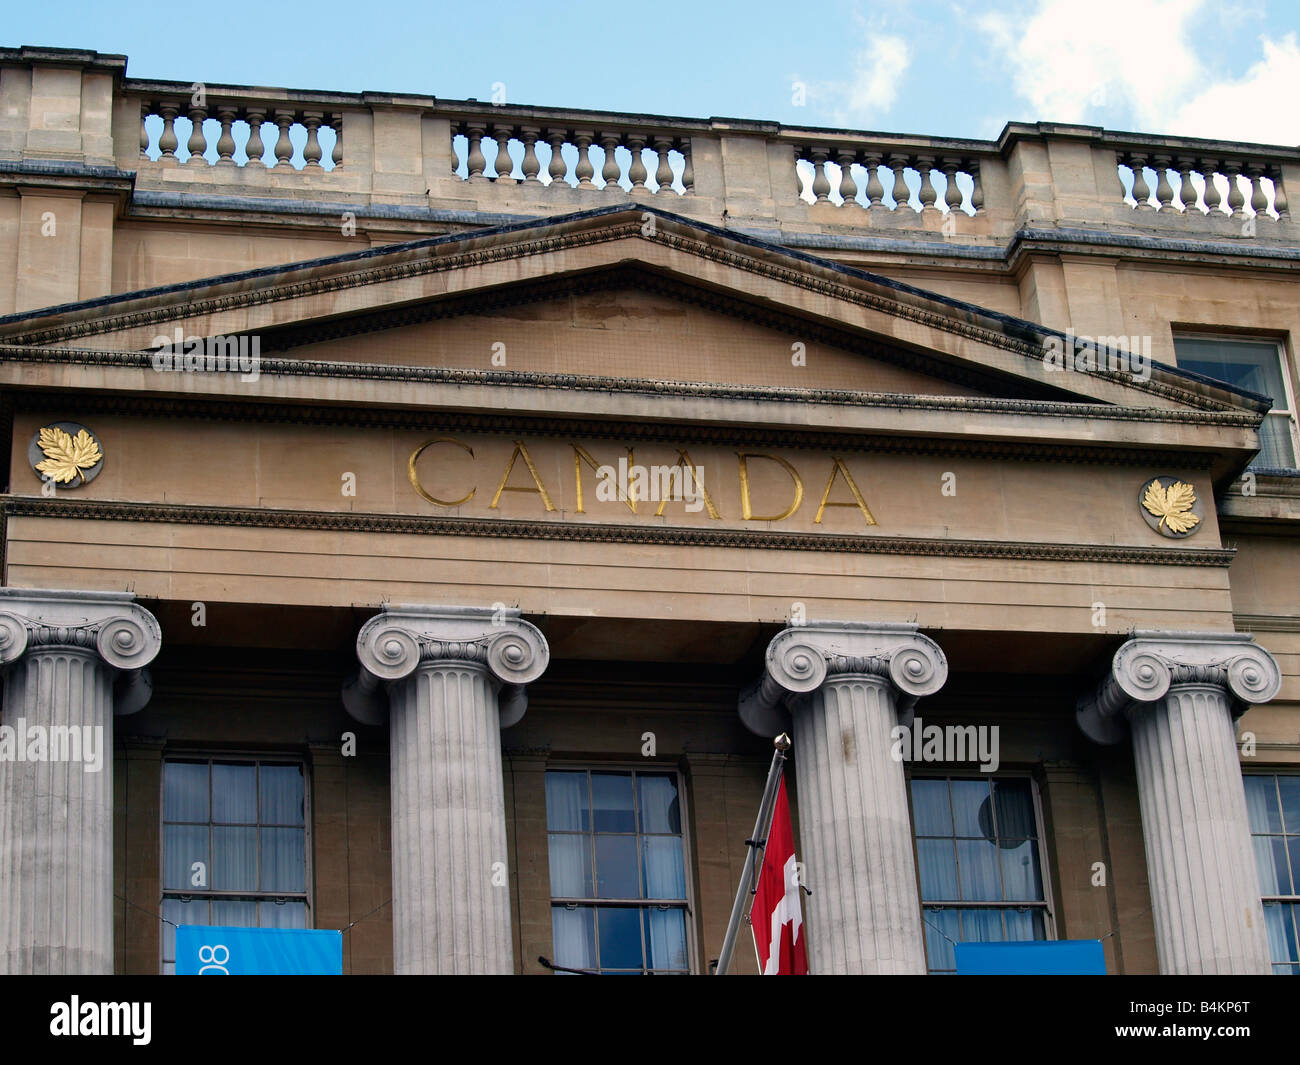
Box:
796, 30, 912, 126
1164, 34, 1300, 143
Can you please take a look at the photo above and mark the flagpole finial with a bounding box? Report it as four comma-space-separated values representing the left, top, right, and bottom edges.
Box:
774, 732, 791, 751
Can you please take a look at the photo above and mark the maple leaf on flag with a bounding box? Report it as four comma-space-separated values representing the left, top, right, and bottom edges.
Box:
35, 426, 103, 484
1142, 479, 1200, 535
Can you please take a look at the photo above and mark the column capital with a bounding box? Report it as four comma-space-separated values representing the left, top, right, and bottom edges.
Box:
0, 588, 161, 715
739, 621, 947, 736
344, 604, 549, 726
1077, 630, 1281, 745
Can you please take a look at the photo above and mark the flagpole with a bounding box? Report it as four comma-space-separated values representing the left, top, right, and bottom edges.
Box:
714, 732, 790, 976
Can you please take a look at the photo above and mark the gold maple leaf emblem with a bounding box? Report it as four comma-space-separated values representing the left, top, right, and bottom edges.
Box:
1142, 479, 1200, 535
35, 426, 103, 485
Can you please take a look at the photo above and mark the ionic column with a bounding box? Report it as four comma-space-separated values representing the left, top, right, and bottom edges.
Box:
1077, 631, 1281, 974
739, 621, 947, 974
343, 604, 549, 975
0, 589, 162, 975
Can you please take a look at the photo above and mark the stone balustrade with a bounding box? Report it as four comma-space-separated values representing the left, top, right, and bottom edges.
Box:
1116, 148, 1288, 219
450, 121, 692, 194
137, 97, 342, 170
792, 144, 986, 214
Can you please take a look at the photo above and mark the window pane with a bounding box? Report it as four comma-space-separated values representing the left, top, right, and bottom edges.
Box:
164, 824, 208, 890
545, 772, 588, 832
1000, 839, 1044, 901
957, 838, 1002, 901
1174, 338, 1287, 404
642, 837, 686, 899
991, 779, 1035, 838
1264, 902, 1298, 965
164, 761, 209, 822
1258, 415, 1297, 469
1278, 777, 1300, 836
212, 763, 257, 824
637, 774, 680, 834
911, 779, 953, 836
950, 780, 990, 837
594, 835, 639, 898
644, 908, 688, 971
260, 764, 304, 825
162, 897, 207, 962
922, 907, 959, 972
591, 773, 635, 833
597, 907, 643, 970
211, 898, 257, 927
212, 826, 258, 890
960, 907, 1003, 942
1246, 775, 1283, 834
551, 905, 596, 971
917, 838, 959, 900
548, 833, 592, 897
1255, 836, 1291, 895
260, 827, 305, 892
1004, 907, 1046, 942
260, 899, 307, 929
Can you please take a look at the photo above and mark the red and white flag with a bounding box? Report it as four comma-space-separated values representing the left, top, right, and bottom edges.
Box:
751, 776, 808, 974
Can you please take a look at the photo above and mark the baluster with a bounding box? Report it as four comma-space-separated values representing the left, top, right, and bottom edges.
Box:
547, 130, 568, 187
273, 109, 295, 169
1177, 158, 1198, 211
887, 153, 910, 210
942, 157, 963, 212
626, 135, 648, 191
330, 113, 343, 169
1267, 164, 1289, 218
302, 111, 324, 171
863, 151, 884, 207
139, 102, 150, 160
244, 108, 266, 167
492, 124, 514, 182
1202, 160, 1222, 213
158, 102, 180, 163
186, 104, 209, 166
1128, 153, 1151, 209
574, 130, 596, 189
806, 147, 830, 203
1246, 163, 1269, 217
836, 148, 859, 207
968, 159, 984, 213
653, 136, 674, 193
1224, 160, 1245, 215
678, 137, 693, 193
520, 126, 542, 184
916, 154, 938, 213
1152, 155, 1174, 210
600, 132, 622, 191
465, 124, 487, 180
213, 107, 236, 166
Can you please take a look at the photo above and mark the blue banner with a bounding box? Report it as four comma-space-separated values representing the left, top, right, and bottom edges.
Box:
954, 939, 1106, 975
175, 926, 343, 975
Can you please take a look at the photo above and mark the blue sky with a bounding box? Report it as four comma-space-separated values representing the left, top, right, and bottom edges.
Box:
9, 0, 1300, 143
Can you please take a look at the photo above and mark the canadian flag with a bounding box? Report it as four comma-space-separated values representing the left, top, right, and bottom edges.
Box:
750, 776, 808, 975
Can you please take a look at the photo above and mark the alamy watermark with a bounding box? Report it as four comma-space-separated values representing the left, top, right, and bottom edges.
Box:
151, 327, 260, 381
890, 716, 1000, 772
595, 457, 704, 512
0, 719, 104, 772
1042, 330, 1150, 382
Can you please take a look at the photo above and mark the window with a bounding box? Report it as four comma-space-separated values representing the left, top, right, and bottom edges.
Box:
1244, 772, 1300, 975
910, 775, 1053, 974
545, 768, 693, 974
1173, 336, 1298, 469
160, 757, 310, 974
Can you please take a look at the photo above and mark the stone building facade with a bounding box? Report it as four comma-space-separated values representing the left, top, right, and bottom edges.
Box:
0, 46, 1297, 975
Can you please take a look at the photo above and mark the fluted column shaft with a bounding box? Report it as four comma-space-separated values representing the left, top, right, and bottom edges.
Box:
738, 620, 947, 974
1077, 631, 1281, 974
0, 589, 161, 975
791, 673, 925, 974
344, 604, 549, 975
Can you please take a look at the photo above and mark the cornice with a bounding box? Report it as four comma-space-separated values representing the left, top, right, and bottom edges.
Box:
0, 495, 1238, 567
